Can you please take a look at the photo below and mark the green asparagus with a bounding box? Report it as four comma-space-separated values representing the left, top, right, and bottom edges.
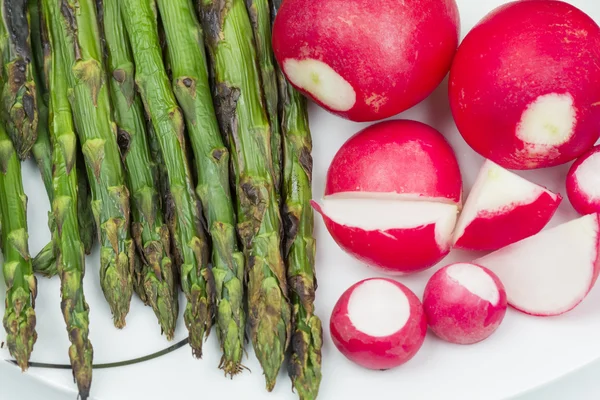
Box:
0, 118, 37, 371
198, 0, 291, 390
272, 3, 323, 397
244, 0, 281, 196
0, 0, 38, 160
99, 0, 178, 339
121, 0, 213, 356
44, 2, 94, 393
43, 0, 134, 328
157, 0, 245, 374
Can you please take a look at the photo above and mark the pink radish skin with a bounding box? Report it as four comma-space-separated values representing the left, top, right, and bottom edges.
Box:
453, 160, 562, 251
423, 263, 507, 345
449, 0, 600, 170
567, 145, 600, 215
272, 0, 460, 122
325, 120, 462, 203
314, 120, 462, 274
330, 278, 427, 370
475, 214, 600, 316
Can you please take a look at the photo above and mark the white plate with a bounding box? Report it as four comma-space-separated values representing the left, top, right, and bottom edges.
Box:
2, 0, 600, 399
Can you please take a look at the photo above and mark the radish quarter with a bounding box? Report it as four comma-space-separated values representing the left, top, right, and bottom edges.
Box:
449, 0, 600, 170
272, 0, 460, 122
313, 120, 462, 274
567, 145, 600, 215
330, 278, 427, 370
423, 263, 507, 344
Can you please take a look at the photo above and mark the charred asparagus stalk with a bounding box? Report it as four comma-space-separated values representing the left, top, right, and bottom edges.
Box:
43, 0, 134, 328
157, 0, 245, 374
41, 0, 94, 393
272, 3, 323, 398
0, 115, 37, 371
244, 0, 281, 196
0, 0, 38, 160
198, 0, 291, 390
121, 0, 213, 356
98, 0, 178, 339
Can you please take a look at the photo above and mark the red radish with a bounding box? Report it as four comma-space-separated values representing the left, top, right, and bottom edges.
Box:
272, 0, 460, 122
423, 263, 507, 345
449, 0, 600, 170
453, 160, 562, 251
475, 214, 600, 316
567, 145, 600, 215
330, 278, 427, 370
313, 120, 462, 274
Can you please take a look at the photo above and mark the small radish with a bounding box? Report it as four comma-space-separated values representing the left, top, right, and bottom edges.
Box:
475, 214, 600, 316
566, 145, 600, 215
453, 160, 562, 251
449, 0, 600, 170
313, 120, 462, 274
272, 0, 460, 122
423, 263, 507, 345
330, 278, 427, 370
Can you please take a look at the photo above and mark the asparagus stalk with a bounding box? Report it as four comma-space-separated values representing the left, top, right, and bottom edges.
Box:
44, 4, 93, 394
244, 0, 281, 196
156, 0, 245, 374
0, 0, 38, 160
98, 0, 178, 339
30, 0, 95, 264
198, 0, 291, 390
42, 0, 134, 328
121, 0, 213, 356
271, 4, 323, 397
0, 119, 37, 371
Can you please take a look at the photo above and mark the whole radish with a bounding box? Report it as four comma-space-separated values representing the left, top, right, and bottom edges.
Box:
330, 278, 427, 370
272, 0, 460, 122
566, 146, 600, 215
423, 263, 507, 344
449, 0, 600, 170
313, 120, 462, 274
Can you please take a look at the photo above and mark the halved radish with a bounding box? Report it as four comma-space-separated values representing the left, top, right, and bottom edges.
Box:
566, 145, 600, 215
314, 120, 462, 274
475, 214, 600, 316
449, 0, 600, 169
423, 263, 507, 344
453, 160, 561, 251
330, 278, 427, 370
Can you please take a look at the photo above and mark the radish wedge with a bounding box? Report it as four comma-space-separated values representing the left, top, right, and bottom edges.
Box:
475, 214, 600, 316
453, 160, 561, 251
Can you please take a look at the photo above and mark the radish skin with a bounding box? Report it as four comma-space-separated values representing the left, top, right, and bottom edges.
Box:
566, 146, 600, 215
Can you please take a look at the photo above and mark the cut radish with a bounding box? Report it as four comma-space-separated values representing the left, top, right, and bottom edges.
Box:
313, 196, 458, 274
330, 278, 427, 370
475, 214, 600, 316
566, 145, 600, 215
314, 120, 462, 274
453, 160, 561, 251
423, 263, 507, 344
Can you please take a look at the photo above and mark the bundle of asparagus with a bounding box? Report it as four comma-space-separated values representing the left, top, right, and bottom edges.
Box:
0, 0, 322, 398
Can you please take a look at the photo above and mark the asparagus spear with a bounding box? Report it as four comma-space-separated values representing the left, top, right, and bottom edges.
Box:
29, 0, 95, 263
198, 0, 291, 390
0, 119, 37, 371
43, 0, 134, 328
98, 0, 178, 339
121, 0, 213, 356
271, 4, 323, 397
156, 0, 245, 374
44, 5, 93, 394
244, 0, 281, 196
0, 0, 38, 160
